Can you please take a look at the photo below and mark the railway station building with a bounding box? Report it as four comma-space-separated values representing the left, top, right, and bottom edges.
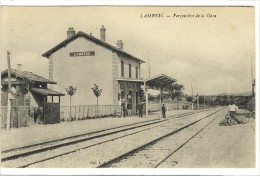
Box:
42, 26, 145, 114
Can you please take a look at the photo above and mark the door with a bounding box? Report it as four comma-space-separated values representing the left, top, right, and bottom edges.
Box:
136, 92, 139, 114
34, 107, 44, 124
44, 103, 60, 124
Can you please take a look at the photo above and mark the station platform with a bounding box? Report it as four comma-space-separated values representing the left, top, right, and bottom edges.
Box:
1, 110, 192, 151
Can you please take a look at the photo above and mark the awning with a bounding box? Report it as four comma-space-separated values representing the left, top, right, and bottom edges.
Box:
143, 74, 177, 118
31, 88, 65, 96
117, 74, 176, 86
116, 78, 144, 83
145, 74, 176, 88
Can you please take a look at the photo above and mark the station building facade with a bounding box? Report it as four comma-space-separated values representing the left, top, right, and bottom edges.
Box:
42, 26, 145, 113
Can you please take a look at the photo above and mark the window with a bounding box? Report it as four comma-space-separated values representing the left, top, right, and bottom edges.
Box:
121, 61, 124, 77
129, 64, 132, 78
135, 66, 138, 79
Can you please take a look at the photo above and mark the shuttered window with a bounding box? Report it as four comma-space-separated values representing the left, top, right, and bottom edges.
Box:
121, 61, 124, 77
129, 64, 132, 78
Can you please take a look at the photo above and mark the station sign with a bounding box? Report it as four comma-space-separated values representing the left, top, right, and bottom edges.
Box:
70, 51, 95, 57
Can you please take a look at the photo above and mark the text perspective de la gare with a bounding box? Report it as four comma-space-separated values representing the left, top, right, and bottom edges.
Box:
140, 13, 217, 18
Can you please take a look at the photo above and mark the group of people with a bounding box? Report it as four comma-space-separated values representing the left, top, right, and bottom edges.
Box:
120, 99, 247, 124
121, 100, 144, 117
121, 100, 132, 117
218, 100, 248, 126
121, 100, 168, 118
227, 100, 247, 124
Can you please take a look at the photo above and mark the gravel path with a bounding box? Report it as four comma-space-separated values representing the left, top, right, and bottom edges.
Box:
158, 111, 255, 168
107, 109, 225, 168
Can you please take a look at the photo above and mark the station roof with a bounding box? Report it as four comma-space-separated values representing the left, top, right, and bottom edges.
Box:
42, 31, 145, 64
145, 74, 177, 88
31, 88, 65, 96
116, 78, 144, 83
116, 74, 177, 88
1, 69, 57, 84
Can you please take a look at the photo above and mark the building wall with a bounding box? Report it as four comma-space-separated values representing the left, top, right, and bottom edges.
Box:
112, 52, 120, 105
118, 55, 142, 113
112, 52, 143, 111
50, 37, 113, 106
1, 83, 26, 107
119, 55, 140, 79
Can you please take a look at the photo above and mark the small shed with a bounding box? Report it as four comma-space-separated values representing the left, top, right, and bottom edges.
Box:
30, 88, 65, 124
1, 69, 65, 127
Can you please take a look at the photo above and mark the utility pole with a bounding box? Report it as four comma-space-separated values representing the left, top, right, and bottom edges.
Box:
148, 50, 150, 78
204, 95, 205, 109
144, 81, 148, 117
197, 93, 199, 110
191, 83, 193, 110
6, 51, 12, 130
251, 57, 255, 97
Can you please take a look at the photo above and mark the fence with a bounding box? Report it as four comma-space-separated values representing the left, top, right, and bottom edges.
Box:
1, 106, 33, 129
148, 102, 211, 112
60, 103, 211, 122
149, 102, 208, 111
60, 105, 121, 121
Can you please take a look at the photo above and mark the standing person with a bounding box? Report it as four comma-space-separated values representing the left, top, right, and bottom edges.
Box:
162, 104, 166, 118
127, 101, 132, 117
121, 100, 127, 117
138, 102, 143, 117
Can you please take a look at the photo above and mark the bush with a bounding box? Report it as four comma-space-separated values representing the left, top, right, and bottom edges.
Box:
246, 97, 255, 112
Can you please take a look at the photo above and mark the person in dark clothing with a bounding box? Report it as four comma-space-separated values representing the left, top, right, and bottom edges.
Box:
162, 104, 166, 118
121, 101, 127, 117
138, 103, 143, 117
127, 102, 132, 117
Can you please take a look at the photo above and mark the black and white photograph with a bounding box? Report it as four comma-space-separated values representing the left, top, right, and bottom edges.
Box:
0, 1, 259, 175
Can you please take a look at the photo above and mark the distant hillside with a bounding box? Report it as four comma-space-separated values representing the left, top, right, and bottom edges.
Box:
217, 92, 252, 96
203, 92, 252, 97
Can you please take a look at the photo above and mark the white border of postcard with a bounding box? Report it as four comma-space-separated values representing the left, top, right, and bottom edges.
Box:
0, 0, 259, 175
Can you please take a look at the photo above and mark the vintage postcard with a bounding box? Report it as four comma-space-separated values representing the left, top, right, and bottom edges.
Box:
0, 1, 259, 176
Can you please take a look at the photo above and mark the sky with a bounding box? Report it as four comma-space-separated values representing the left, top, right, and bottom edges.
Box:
0, 6, 256, 96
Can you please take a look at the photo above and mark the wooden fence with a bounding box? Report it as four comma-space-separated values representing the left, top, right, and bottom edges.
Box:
1, 106, 33, 129
60, 105, 121, 121
148, 102, 210, 112
60, 103, 210, 122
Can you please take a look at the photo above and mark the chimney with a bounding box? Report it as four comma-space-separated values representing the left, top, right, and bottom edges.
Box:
116, 40, 123, 50
17, 64, 22, 71
67, 27, 75, 38
100, 25, 106, 41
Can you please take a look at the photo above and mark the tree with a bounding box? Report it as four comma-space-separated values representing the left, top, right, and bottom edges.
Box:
91, 84, 102, 105
184, 94, 193, 102
166, 83, 184, 109
65, 86, 77, 118
20, 78, 30, 95
167, 83, 184, 100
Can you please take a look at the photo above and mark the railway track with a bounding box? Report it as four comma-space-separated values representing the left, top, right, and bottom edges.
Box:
1, 108, 217, 168
97, 107, 226, 168
2, 109, 209, 161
